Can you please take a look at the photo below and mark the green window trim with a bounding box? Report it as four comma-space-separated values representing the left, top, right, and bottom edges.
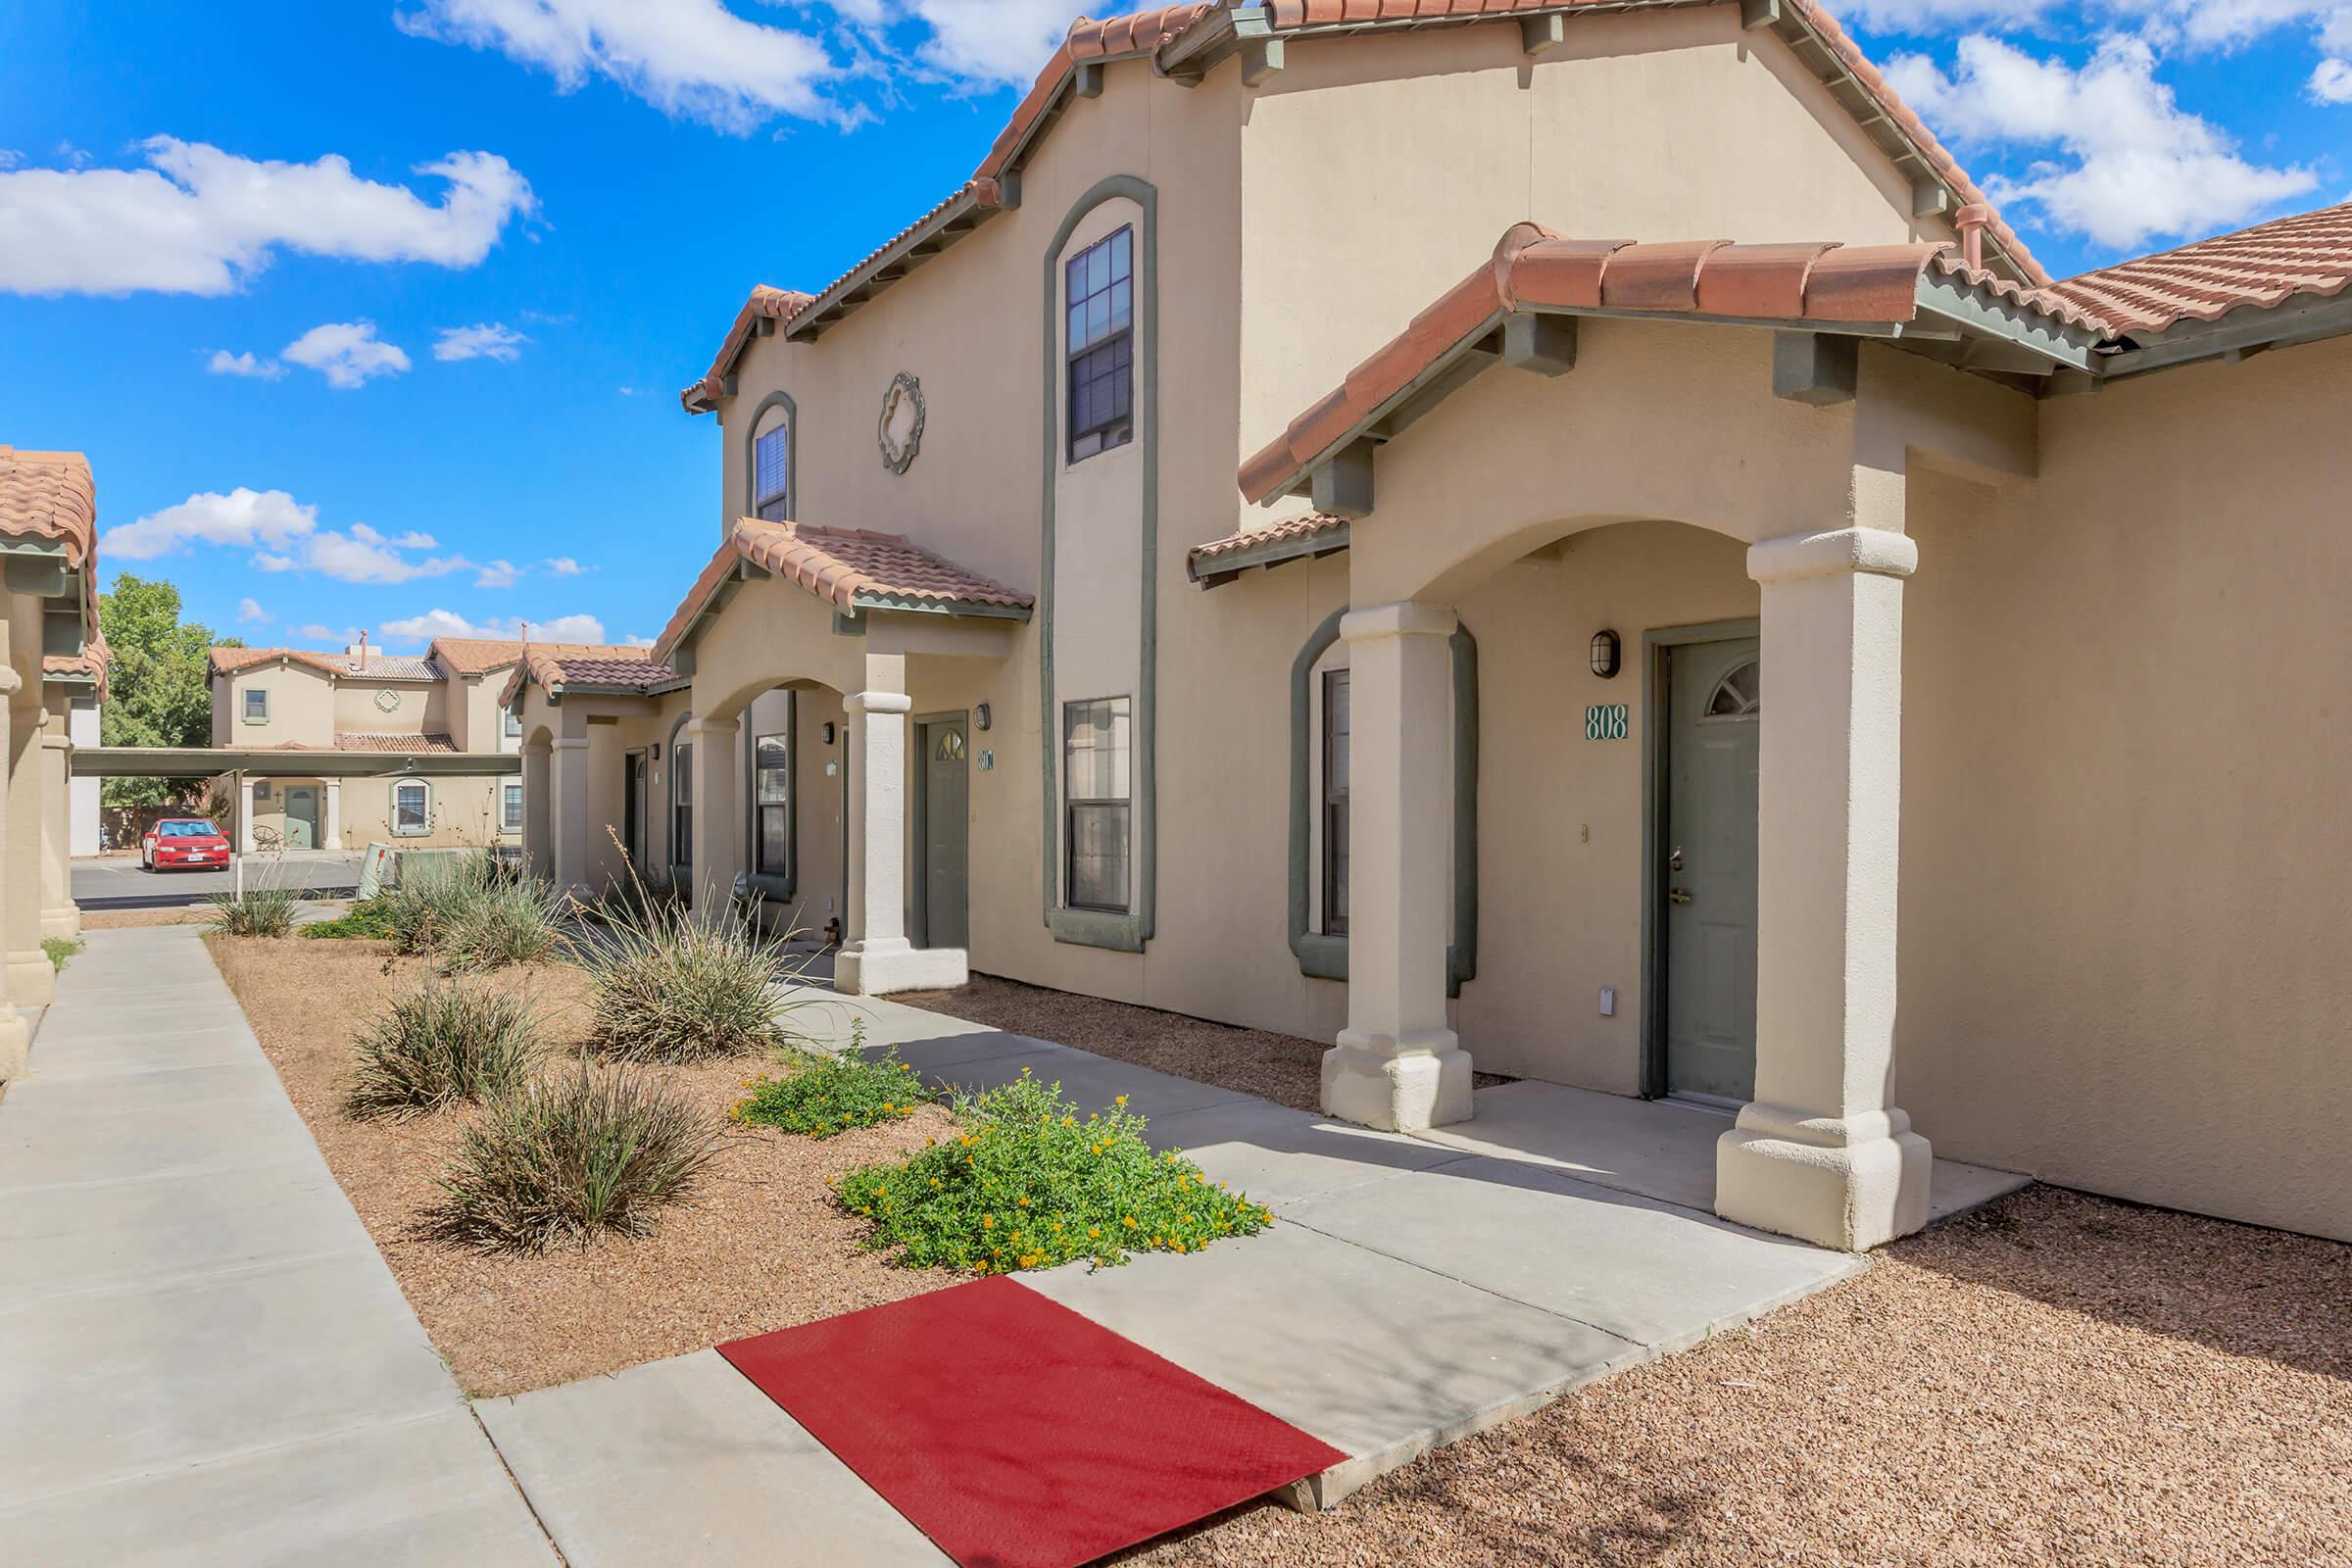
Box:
744, 390, 797, 522
744, 691, 797, 903
1287, 607, 1480, 996
1038, 174, 1157, 955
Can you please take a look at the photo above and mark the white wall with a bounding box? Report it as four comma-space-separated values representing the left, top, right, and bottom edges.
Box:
70, 701, 99, 856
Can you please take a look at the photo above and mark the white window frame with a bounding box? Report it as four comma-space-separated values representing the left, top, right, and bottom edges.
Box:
501, 780, 524, 834
1062, 695, 1132, 914
390, 777, 431, 838
752, 404, 792, 521
242, 687, 270, 724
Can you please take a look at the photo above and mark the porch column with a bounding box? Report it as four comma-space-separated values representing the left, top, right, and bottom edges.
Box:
39, 700, 75, 942
321, 780, 342, 852
550, 736, 593, 898
0, 618, 23, 1083
684, 715, 739, 910
1323, 601, 1470, 1132
5, 607, 48, 1006
1716, 526, 1931, 1250
238, 782, 258, 854
520, 738, 553, 880
837, 653, 965, 995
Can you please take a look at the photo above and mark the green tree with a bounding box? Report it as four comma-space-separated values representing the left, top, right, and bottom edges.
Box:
97, 574, 240, 807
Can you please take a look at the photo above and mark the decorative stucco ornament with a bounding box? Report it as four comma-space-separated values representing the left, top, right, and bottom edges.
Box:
878, 370, 925, 475
373, 687, 402, 713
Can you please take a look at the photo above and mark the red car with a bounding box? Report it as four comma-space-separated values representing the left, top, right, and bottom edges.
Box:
142, 818, 231, 871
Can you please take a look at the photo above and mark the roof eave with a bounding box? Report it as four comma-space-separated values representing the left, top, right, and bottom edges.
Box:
782, 181, 1017, 346
2094, 289, 2352, 383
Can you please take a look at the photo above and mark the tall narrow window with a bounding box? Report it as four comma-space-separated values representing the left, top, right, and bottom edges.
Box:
1063, 696, 1132, 912
752, 405, 791, 520
1064, 226, 1134, 463
1322, 668, 1350, 936
502, 780, 524, 833
754, 723, 791, 879
243, 687, 270, 723
672, 742, 694, 870
392, 779, 430, 837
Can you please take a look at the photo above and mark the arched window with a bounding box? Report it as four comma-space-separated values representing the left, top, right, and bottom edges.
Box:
1702, 659, 1761, 721
390, 777, 431, 837
750, 399, 792, 520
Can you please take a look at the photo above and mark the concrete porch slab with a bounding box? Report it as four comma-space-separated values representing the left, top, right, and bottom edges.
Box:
1279, 1154, 1864, 1351
1018, 1221, 1646, 1505
910, 1043, 1256, 1121
858, 1027, 1061, 1078
1142, 1097, 1467, 1207
477, 1349, 951, 1568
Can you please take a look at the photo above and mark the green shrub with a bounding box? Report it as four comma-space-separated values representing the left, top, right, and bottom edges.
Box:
205, 883, 299, 938
41, 936, 83, 971
344, 977, 542, 1120
834, 1071, 1273, 1275
569, 898, 806, 1064
300, 898, 402, 941
421, 1066, 721, 1253
732, 1033, 934, 1138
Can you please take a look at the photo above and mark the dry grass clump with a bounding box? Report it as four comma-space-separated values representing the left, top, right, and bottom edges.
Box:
205, 883, 300, 938
343, 977, 541, 1120
572, 898, 802, 1063
421, 1065, 722, 1253
369, 855, 565, 972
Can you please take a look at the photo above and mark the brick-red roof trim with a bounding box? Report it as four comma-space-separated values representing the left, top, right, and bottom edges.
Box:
2049, 199, 2352, 335
683, 0, 2040, 409
499, 644, 677, 708
0, 447, 96, 566
43, 630, 110, 699
657, 518, 1035, 661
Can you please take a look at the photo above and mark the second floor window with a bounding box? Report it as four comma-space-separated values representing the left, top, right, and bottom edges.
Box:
503, 708, 521, 740
753, 408, 791, 520
242, 688, 269, 723
1065, 226, 1133, 463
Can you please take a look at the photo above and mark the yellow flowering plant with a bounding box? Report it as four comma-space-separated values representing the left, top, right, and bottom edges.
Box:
732, 1024, 937, 1139
833, 1073, 1271, 1275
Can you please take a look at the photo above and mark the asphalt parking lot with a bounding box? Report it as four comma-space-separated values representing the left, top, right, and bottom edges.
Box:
71, 852, 365, 909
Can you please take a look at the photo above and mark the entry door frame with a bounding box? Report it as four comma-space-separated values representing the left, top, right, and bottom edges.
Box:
1640, 616, 1761, 1101
910, 710, 970, 951
282, 784, 318, 850
622, 750, 647, 871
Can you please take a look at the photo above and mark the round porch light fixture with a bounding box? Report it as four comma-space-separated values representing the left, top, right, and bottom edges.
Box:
1590, 628, 1622, 680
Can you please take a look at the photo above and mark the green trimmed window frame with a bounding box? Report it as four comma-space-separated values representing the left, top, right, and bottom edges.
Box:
746, 391, 796, 521
1288, 607, 1480, 996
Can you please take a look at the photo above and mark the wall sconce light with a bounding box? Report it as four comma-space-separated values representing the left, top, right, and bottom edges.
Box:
974, 703, 992, 732
1590, 628, 1622, 679
822, 721, 837, 745
650, 743, 661, 761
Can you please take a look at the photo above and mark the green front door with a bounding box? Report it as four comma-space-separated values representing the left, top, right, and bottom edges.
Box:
1663, 638, 1760, 1103
283, 785, 318, 850
917, 718, 969, 951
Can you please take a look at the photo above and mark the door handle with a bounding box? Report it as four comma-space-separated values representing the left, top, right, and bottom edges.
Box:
1668, 887, 1693, 906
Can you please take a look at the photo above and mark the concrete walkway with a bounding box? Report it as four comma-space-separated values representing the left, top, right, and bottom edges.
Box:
0, 925, 555, 1566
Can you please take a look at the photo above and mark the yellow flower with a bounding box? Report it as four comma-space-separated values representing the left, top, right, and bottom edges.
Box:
1173, 1241, 1187, 1253
1122, 1216, 1138, 1229
926, 1138, 936, 1148
881, 1102, 895, 1113
930, 1178, 942, 1190
1088, 1226, 1102, 1239
1016, 1197, 1031, 1208
1019, 1065, 1033, 1076
959, 1135, 975, 1148
982, 1214, 996, 1229
1114, 1095, 1129, 1106
1060, 1115, 1076, 1126
1010, 1231, 1023, 1243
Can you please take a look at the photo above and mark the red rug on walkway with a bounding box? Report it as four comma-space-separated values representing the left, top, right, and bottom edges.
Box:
717, 1275, 1347, 1568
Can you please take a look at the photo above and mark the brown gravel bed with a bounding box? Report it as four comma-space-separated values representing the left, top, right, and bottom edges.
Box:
1126, 1185, 2352, 1568
78, 906, 211, 930
210, 936, 957, 1397
897, 974, 1511, 1113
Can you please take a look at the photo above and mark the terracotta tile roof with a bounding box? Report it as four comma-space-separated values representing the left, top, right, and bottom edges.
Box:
428, 637, 525, 675
207, 646, 443, 680
334, 732, 458, 754
1191, 512, 1351, 564
2049, 199, 2352, 335
499, 644, 676, 708
0, 447, 97, 567
42, 630, 111, 699
683, 285, 818, 412
1241, 224, 2023, 502
1188, 512, 1352, 584
658, 518, 1034, 659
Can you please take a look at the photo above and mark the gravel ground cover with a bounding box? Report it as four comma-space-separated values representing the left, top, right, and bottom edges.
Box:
1128, 1185, 2352, 1568
898, 974, 1510, 1112
211, 936, 958, 1396
77, 906, 210, 929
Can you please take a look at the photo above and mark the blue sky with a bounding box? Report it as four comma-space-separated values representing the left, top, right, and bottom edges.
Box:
1, 0, 2342, 652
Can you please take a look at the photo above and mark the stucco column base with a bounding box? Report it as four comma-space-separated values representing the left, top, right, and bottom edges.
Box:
8, 951, 52, 1006
0, 1008, 27, 1085
1322, 1028, 1472, 1133
834, 936, 968, 997
1715, 1102, 1932, 1251
40, 906, 78, 942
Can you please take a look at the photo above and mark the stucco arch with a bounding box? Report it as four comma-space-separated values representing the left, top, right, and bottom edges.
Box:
684, 573, 864, 720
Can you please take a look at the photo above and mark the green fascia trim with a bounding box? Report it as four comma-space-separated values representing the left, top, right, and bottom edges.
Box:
744, 389, 798, 521
1287, 608, 1480, 995
41, 672, 96, 693
2097, 291, 2352, 382
1040, 174, 1158, 956
1190, 522, 1350, 587
0, 537, 68, 561
1637, 616, 1759, 1098
849, 592, 1034, 621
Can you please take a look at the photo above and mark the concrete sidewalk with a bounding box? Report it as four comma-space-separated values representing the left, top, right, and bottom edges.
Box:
0, 926, 555, 1566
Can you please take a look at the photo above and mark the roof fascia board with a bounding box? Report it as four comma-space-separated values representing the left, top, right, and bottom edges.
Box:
847, 591, 1035, 620
1910, 276, 2105, 374
784, 182, 1014, 344
2096, 292, 2352, 382
1191, 521, 1352, 587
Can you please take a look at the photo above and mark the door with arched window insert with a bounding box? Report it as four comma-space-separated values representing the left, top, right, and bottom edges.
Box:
1663, 639, 1761, 1103
915, 716, 969, 951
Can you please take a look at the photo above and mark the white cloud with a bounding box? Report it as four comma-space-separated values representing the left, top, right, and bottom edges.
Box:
236, 597, 270, 624
102, 488, 320, 562
255, 519, 467, 584
395, 0, 835, 132
434, 321, 526, 362
207, 349, 286, 380
282, 321, 412, 388
903, 0, 1092, 87
2312, 54, 2352, 98
475, 559, 522, 588
0, 138, 535, 297
1887, 35, 2317, 247
296, 622, 361, 643
379, 608, 608, 643
0, 150, 19, 171
620, 633, 656, 649
543, 556, 585, 575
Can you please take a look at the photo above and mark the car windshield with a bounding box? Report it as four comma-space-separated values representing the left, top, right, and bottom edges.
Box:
159, 821, 220, 838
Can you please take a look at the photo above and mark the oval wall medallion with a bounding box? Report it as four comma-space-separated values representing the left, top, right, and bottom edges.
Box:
878, 370, 925, 475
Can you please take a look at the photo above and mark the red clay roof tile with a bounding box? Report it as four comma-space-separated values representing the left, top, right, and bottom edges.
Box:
2048, 199, 2352, 334
499, 644, 676, 708
334, 732, 458, 754
0, 447, 96, 566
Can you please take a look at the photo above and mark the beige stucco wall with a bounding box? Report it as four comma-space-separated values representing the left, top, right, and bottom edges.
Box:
216, 664, 335, 746
1899, 333, 2352, 1242
238, 774, 514, 852
331, 678, 445, 737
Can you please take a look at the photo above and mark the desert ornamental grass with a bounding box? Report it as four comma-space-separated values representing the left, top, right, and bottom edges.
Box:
343, 976, 542, 1120
835, 1071, 1273, 1275
571, 897, 804, 1064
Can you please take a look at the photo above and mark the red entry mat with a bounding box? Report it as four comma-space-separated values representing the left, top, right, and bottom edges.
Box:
718, 1275, 1348, 1568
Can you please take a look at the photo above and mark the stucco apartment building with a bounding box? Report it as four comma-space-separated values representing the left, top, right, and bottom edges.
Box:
0, 447, 112, 1081
208, 637, 535, 852
508, 0, 2352, 1253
